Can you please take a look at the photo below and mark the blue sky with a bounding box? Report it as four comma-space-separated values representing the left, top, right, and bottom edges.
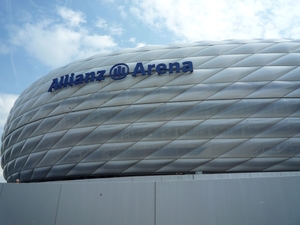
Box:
1, 0, 300, 182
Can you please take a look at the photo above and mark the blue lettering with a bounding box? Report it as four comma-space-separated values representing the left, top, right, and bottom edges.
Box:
47, 75, 65, 92
110, 63, 129, 80
156, 63, 167, 75
63, 75, 69, 87
132, 62, 146, 77
85, 72, 95, 83
96, 70, 105, 81
169, 62, 180, 73
57, 76, 65, 89
147, 64, 155, 75
69, 73, 74, 86
48, 61, 193, 92
182, 61, 193, 73
48, 78, 58, 92
74, 74, 84, 85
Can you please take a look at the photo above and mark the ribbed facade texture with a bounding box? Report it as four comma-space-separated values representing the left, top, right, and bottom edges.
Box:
1, 40, 300, 182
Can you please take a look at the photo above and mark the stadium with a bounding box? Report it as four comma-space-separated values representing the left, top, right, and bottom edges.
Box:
1, 40, 300, 224
2, 39, 300, 182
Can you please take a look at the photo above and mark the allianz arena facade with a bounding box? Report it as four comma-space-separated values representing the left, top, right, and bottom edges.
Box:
1, 39, 300, 183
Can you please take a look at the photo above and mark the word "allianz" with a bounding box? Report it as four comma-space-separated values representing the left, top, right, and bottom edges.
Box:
48, 61, 193, 92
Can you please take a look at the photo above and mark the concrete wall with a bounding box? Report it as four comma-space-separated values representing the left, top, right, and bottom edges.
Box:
1, 172, 300, 225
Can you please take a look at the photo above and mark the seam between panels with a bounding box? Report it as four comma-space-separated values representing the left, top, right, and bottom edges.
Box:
154, 181, 157, 225
54, 184, 62, 225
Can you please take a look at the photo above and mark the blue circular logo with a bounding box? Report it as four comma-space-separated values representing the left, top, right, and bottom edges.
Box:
109, 63, 129, 80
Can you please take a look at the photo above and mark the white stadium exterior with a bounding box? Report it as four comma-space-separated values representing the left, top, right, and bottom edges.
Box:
1, 40, 300, 225
1, 39, 300, 183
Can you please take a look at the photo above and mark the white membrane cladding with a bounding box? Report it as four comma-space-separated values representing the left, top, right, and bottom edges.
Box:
1, 39, 300, 182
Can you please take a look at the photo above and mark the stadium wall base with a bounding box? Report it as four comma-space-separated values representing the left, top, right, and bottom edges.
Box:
0, 172, 300, 225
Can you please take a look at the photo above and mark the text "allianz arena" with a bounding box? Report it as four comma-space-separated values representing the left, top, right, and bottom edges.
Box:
48, 61, 194, 92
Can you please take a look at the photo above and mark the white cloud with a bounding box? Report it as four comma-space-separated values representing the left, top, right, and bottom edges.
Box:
0, 93, 18, 183
0, 174, 6, 183
128, 37, 146, 47
101, 0, 116, 3
118, 5, 127, 19
95, 17, 123, 36
129, 37, 136, 43
109, 25, 124, 35
95, 17, 107, 28
136, 42, 146, 48
128, 0, 300, 41
8, 7, 117, 69
0, 93, 18, 127
57, 6, 86, 27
